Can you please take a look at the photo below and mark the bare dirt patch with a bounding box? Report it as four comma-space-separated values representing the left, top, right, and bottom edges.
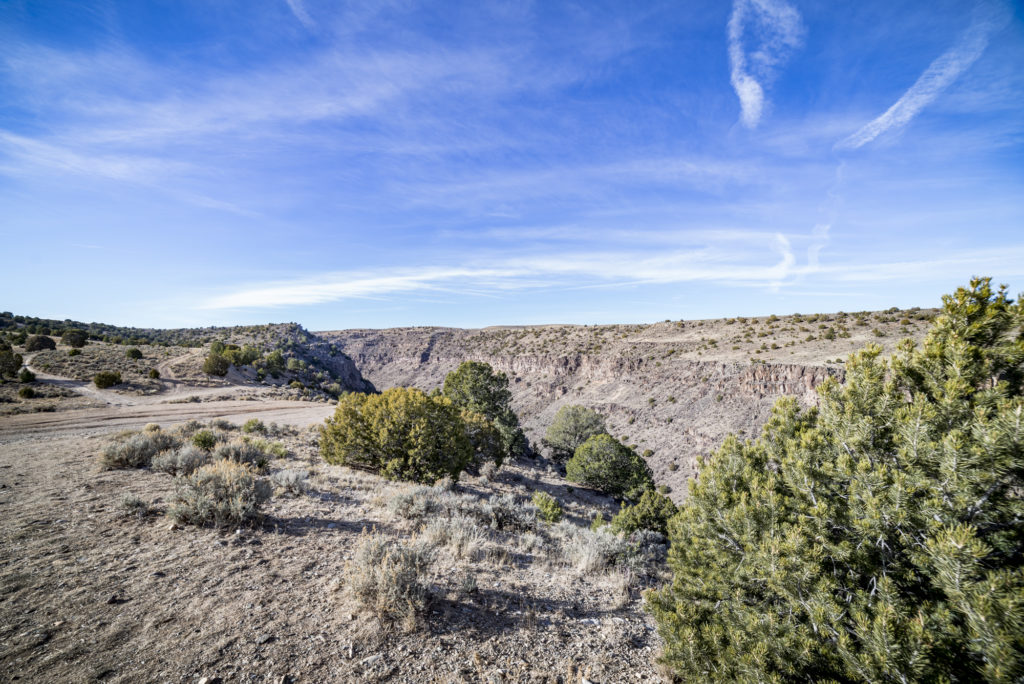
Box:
1, 404, 663, 682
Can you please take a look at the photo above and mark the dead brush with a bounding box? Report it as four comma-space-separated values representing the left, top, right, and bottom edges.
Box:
553, 521, 631, 575
99, 429, 180, 469
151, 445, 210, 476
213, 441, 270, 469
479, 461, 499, 482
346, 532, 436, 630
119, 494, 154, 520
422, 515, 487, 561
169, 459, 271, 527
270, 468, 309, 496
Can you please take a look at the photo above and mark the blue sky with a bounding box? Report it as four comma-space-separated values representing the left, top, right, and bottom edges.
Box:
1, 0, 1022, 329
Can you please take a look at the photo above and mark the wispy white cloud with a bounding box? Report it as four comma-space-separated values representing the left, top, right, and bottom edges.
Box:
836, 0, 1011, 150
200, 230, 804, 309
284, 0, 315, 30
200, 232, 1024, 310
0, 131, 259, 216
727, 0, 804, 129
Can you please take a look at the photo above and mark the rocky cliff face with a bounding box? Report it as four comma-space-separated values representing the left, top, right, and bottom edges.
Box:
321, 310, 931, 499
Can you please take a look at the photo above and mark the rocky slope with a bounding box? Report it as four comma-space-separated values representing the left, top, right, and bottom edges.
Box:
5, 321, 373, 400
322, 308, 934, 499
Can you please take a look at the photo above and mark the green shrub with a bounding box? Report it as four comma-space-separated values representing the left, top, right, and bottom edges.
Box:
610, 488, 677, 536
461, 408, 504, 471
170, 460, 271, 527
191, 429, 217, 451
202, 353, 230, 376
543, 404, 606, 461
264, 349, 285, 373
320, 387, 473, 484
68, 348, 82, 357
18, 368, 35, 383
242, 418, 266, 434
442, 361, 526, 458
18, 386, 35, 399
61, 329, 88, 348
648, 278, 1024, 682
288, 380, 304, 389
148, 368, 160, 379
93, 371, 122, 388
565, 434, 652, 499
125, 347, 143, 360
532, 491, 563, 523
223, 343, 259, 367
24, 335, 56, 352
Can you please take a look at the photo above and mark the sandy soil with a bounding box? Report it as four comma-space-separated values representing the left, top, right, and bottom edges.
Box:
0, 370, 665, 683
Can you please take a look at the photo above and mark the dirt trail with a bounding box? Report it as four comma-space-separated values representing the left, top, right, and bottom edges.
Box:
6, 357, 335, 441
25, 364, 136, 407
23, 353, 261, 410
0, 400, 335, 442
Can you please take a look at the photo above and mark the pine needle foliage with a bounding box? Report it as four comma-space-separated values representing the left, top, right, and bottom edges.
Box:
544, 404, 607, 462
647, 278, 1024, 682
321, 387, 473, 484
566, 433, 653, 500
442, 361, 527, 459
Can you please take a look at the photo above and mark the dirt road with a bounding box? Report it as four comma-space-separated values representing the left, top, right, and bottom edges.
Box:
0, 400, 335, 442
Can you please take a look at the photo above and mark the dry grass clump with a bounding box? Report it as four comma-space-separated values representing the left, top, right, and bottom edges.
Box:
386, 485, 450, 521
169, 459, 271, 527
552, 521, 632, 574
483, 492, 536, 532
119, 494, 155, 520
422, 514, 488, 561
241, 436, 288, 459
151, 445, 210, 476
100, 429, 180, 469
208, 418, 235, 432
177, 419, 203, 436
385, 485, 538, 533
347, 532, 436, 628
479, 460, 499, 482
270, 468, 309, 495
212, 441, 269, 469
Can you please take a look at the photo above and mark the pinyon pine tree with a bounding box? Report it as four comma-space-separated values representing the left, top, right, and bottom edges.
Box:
647, 278, 1024, 682
443, 361, 527, 458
